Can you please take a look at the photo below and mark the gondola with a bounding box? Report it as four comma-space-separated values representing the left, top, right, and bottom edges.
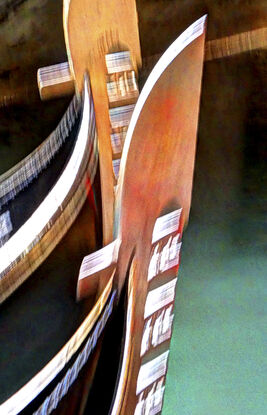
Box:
0, 86, 97, 302
0, 2, 208, 414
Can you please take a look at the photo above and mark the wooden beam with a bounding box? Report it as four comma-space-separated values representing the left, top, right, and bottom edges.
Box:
205, 26, 267, 61
37, 62, 75, 100
36, 25, 267, 102
63, 0, 141, 246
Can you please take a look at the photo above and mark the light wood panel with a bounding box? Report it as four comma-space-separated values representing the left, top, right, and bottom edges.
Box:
36, 26, 267, 103
112, 16, 207, 414
63, 0, 141, 245
77, 16, 207, 414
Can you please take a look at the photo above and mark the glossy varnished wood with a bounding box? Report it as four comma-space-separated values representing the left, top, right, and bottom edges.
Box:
116, 30, 206, 291
63, 0, 141, 245
111, 18, 207, 414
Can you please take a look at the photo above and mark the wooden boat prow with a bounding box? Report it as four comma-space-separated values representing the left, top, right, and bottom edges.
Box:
110, 17, 207, 413
77, 15, 207, 415
63, 0, 142, 245
1, 3, 207, 414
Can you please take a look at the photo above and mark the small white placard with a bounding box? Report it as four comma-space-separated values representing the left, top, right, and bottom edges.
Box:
136, 351, 169, 395
78, 239, 120, 280
152, 209, 182, 244
144, 278, 177, 319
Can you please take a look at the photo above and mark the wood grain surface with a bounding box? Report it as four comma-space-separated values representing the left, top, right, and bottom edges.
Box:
111, 17, 207, 414
63, 0, 141, 245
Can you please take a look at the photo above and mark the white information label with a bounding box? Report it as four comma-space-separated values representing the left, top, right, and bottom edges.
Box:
78, 239, 120, 280
136, 351, 169, 395
144, 278, 177, 319
152, 209, 182, 244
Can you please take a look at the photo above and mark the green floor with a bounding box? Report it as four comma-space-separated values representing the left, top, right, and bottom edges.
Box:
162, 40, 266, 415
163, 187, 266, 415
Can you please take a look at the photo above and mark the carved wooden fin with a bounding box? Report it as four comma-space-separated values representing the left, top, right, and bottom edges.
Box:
76, 15, 206, 414
63, 0, 141, 245
111, 16, 207, 414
